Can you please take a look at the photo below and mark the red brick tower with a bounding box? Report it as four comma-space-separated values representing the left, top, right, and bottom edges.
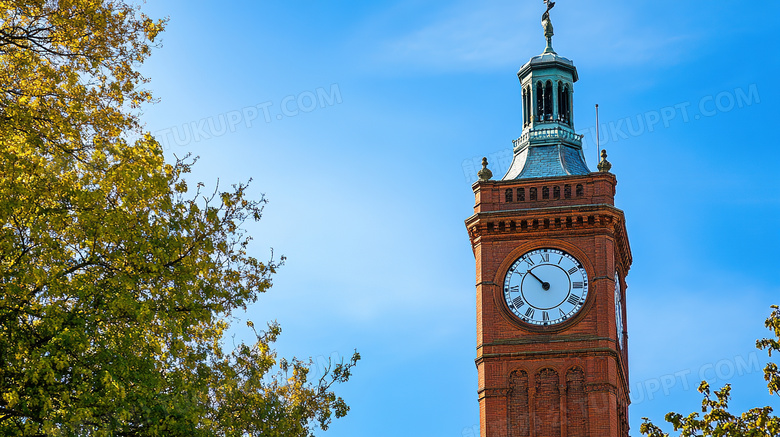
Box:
464, 5, 632, 437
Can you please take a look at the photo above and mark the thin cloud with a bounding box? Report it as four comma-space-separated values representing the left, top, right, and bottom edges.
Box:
369, 1, 703, 72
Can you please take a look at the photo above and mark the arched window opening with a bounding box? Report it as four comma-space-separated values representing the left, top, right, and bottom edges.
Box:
505, 188, 514, 203
544, 81, 553, 121
530, 187, 538, 201
542, 186, 550, 199
536, 82, 544, 122
517, 188, 525, 202
522, 88, 528, 127
553, 186, 560, 199
564, 184, 572, 199
576, 184, 584, 197
563, 84, 571, 125
557, 81, 564, 122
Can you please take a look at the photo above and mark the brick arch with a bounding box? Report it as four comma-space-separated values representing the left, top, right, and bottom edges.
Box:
565, 366, 589, 437
507, 369, 530, 437
534, 368, 561, 437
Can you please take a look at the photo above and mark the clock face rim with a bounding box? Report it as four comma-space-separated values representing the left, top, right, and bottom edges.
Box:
615, 270, 624, 349
502, 247, 589, 328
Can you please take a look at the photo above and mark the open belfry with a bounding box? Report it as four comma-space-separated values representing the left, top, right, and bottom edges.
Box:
464, 3, 632, 436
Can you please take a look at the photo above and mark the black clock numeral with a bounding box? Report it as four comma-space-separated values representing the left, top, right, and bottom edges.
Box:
568, 267, 579, 275
525, 257, 535, 266
512, 297, 525, 309
539, 253, 550, 263
525, 308, 535, 318
572, 281, 584, 289
567, 294, 581, 305
558, 256, 564, 265
509, 285, 519, 293
559, 309, 567, 317
542, 311, 550, 322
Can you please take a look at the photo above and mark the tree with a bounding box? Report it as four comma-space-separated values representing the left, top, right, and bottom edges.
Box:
0, 1, 358, 435
640, 306, 780, 437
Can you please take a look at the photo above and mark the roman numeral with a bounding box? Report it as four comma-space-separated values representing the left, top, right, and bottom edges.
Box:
572, 281, 584, 289
525, 257, 535, 266
509, 285, 519, 293
568, 267, 578, 275
512, 297, 525, 309
525, 308, 535, 318
558, 256, 563, 265
539, 253, 549, 263
542, 311, 550, 322
567, 295, 581, 305
559, 309, 567, 318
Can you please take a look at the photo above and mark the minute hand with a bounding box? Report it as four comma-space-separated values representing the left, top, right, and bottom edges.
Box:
526, 270, 551, 291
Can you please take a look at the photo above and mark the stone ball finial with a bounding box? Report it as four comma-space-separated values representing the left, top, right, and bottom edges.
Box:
478, 157, 493, 181
597, 149, 612, 173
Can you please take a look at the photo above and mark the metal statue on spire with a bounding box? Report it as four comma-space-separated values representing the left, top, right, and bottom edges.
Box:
542, 0, 556, 53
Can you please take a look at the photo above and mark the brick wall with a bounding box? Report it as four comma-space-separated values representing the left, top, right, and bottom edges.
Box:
466, 171, 632, 437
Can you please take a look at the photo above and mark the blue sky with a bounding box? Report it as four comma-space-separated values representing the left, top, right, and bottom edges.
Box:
139, 1, 779, 435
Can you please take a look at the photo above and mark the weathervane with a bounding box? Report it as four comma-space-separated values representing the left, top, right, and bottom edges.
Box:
542, 0, 556, 53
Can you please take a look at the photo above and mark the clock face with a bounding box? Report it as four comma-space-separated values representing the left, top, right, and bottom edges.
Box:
503, 248, 588, 326
615, 271, 624, 349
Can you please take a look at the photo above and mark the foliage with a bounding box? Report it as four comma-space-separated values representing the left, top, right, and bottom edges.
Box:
640, 306, 780, 437
0, 1, 358, 435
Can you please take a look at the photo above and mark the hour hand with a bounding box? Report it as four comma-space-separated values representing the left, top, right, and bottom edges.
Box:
526, 270, 550, 291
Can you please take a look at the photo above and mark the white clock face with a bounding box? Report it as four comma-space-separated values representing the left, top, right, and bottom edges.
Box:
615, 271, 624, 349
503, 248, 588, 326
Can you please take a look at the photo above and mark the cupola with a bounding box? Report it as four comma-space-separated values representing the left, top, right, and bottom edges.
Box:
503, 2, 590, 180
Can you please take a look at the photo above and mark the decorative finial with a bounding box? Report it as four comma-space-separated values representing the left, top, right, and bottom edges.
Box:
597, 149, 612, 173
542, 1, 556, 54
478, 157, 493, 181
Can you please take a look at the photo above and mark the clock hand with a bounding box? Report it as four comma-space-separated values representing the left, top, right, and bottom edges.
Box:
526, 270, 551, 291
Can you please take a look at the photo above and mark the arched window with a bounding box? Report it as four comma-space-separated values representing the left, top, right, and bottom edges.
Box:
557, 81, 564, 121
525, 86, 532, 126
522, 88, 528, 127
553, 186, 560, 199
542, 186, 550, 199
544, 81, 553, 121
563, 84, 571, 125
517, 187, 525, 202
505, 188, 514, 203
536, 82, 544, 122
564, 184, 572, 199
530, 187, 538, 201
576, 184, 584, 197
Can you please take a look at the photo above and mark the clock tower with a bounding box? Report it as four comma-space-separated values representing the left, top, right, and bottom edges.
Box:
465, 4, 632, 437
